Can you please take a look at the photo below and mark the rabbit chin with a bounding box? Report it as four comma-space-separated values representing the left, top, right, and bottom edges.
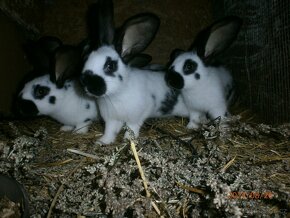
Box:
83, 88, 104, 98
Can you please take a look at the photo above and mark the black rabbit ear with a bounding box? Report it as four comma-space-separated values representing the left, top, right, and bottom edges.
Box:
38, 36, 62, 54
191, 16, 242, 64
24, 36, 62, 73
87, 0, 114, 48
127, 54, 152, 68
169, 49, 185, 63
115, 13, 160, 63
52, 45, 82, 88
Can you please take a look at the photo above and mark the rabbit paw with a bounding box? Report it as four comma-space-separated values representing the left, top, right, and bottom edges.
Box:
96, 135, 115, 145
186, 121, 199, 129
60, 125, 74, 132
74, 126, 89, 134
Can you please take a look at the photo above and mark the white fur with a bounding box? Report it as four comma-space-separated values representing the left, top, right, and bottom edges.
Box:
20, 75, 98, 133
83, 46, 189, 144
170, 52, 233, 128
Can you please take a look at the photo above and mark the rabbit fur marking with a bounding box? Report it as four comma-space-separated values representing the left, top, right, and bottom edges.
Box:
80, 0, 189, 144
166, 16, 242, 129
19, 74, 98, 133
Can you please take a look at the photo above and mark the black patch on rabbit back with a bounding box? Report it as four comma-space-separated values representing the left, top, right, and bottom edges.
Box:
86, 103, 90, 109
49, 96, 56, 104
33, 85, 50, 99
104, 57, 118, 77
159, 89, 180, 114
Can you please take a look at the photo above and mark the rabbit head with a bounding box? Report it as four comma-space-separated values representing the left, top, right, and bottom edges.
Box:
17, 36, 83, 115
79, 0, 160, 98
18, 74, 65, 116
166, 16, 242, 91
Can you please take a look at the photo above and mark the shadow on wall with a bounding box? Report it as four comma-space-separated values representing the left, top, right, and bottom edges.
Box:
0, 12, 30, 117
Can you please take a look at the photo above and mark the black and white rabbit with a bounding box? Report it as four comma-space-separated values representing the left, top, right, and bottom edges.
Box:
165, 16, 242, 129
72, 0, 189, 144
17, 36, 98, 133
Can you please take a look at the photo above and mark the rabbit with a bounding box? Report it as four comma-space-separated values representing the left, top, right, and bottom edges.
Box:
64, 0, 189, 144
18, 74, 98, 133
17, 36, 98, 133
165, 16, 242, 129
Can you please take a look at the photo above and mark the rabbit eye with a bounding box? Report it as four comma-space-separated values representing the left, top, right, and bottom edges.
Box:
183, 59, 197, 75
33, 85, 50, 99
104, 57, 118, 76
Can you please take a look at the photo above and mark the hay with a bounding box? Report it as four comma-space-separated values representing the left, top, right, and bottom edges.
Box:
0, 114, 289, 217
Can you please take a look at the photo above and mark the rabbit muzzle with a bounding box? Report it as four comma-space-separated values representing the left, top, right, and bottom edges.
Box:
165, 69, 184, 90
80, 71, 107, 97
17, 95, 39, 117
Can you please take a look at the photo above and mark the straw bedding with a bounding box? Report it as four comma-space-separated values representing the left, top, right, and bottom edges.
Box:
0, 112, 289, 217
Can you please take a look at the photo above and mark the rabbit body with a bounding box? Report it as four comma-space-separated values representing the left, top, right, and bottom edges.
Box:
83, 46, 188, 144
19, 74, 98, 133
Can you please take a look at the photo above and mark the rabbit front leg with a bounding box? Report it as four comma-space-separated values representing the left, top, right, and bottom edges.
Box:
208, 106, 229, 128
208, 104, 227, 120
123, 122, 142, 140
187, 110, 202, 129
74, 121, 92, 134
60, 125, 75, 132
97, 120, 124, 145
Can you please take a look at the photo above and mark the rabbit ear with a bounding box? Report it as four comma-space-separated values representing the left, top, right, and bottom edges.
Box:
127, 54, 152, 68
87, 0, 114, 48
115, 13, 160, 63
169, 49, 185, 62
24, 36, 62, 73
191, 16, 242, 64
52, 45, 82, 88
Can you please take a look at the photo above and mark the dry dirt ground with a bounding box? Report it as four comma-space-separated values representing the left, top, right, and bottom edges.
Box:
0, 115, 289, 217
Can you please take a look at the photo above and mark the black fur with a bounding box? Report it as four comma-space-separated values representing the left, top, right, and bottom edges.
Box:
86, 103, 90, 109
17, 97, 39, 116
84, 118, 91, 122
33, 85, 50, 99
104, 57, 118, 76
49, 96, 56, 104
80, 70, 107, 96
183, 59, 197, 75
118, 75, 123, 81
165, 68, 184, 90
159, 89, 180, 114
226, 84, 234, 101
64, 84, 71, 90
151, 94, 156, 107
195, 73, 200, 80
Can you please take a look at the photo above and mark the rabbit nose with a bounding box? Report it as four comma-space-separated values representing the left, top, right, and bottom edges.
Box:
80, 71, 107, 97
17, 97, 39, 117
165, 70, 184, 90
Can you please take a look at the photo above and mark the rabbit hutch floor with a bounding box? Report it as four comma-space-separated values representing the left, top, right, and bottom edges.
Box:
0, 111, 289, 217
